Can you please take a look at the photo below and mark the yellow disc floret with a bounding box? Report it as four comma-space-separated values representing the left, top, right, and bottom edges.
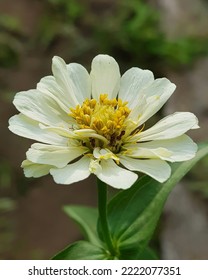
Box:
69, 94, 131, 151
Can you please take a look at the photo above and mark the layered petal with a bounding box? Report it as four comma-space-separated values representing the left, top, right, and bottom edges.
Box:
26, 143, 89, 168
52, 56, 79, 107
66, 63, 91, 102
97, 159, 138, 189
119, 67, 154, 107
37, 59, 91, 109
122, 145, 172, 160
13, 89, 69, 127
124, 135, 197, 162
129, 112, 199, 142
9, 114, 67, 145
128, 78, 176, 126
50, 156, 91, 185
21, 160, 52, 178
39, 124, 76, 138
120, 156, 171, 182
39, 125, 109, 144
90, 54, 120, 100
37, 75, 70, 113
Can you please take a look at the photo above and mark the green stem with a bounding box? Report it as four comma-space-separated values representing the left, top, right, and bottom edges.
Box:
97, 179, 116, 256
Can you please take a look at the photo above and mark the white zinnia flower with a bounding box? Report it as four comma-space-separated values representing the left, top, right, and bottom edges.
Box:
9, 55, 199, 189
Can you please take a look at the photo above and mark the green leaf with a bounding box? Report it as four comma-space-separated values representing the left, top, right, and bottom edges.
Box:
52, 240, 110, 260
103, 142, 208, 257
117, 244, 158, 260
138, 247, 158, 260
0, 198, 16, 212
63, 205, 100, 246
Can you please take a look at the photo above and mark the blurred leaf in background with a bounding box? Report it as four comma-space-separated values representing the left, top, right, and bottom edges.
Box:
0, 198, 16, 213
11, 0, 206, 69
188, 155, 208, 198
92, 0, 208, 68
0, 161, 12, 190
0, 14, 24, 68
36, 0, 88, 53
0, 161, 16, 258
1, 0, 208, 68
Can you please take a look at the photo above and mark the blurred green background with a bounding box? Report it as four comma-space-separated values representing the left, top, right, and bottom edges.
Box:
0, 0, 208, 259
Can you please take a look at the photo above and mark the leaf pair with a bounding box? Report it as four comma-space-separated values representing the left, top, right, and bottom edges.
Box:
52, 142, 208, 260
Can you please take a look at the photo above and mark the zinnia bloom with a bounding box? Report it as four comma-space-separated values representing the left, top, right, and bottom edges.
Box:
9, 55, 199, 189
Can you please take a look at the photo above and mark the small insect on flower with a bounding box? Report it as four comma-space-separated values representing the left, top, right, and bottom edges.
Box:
9, 55, 199, 189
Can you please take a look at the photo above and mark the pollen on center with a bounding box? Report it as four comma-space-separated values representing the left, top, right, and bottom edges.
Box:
69, 94, 131, 147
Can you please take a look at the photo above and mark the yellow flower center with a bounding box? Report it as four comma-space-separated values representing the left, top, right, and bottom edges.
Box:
69, 94, 131, 151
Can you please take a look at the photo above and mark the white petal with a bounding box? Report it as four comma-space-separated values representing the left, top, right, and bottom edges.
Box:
13, 89, 69, 126
53, 58, 91, 105
9, 114, 67, 145
93, 147, 119, 162
21, 160, 52, 178
40, 125, 109, 144
37, 75, 71, 113
97, 159, 138, 189
90, 54, 120, 100
50, 156, 91, 185
89, 159, 102, 175
122, 145, 172, 160
52, 56, 79, 107
120, 156, 171, 183
129, 112, 199, 142
119, 67, 154, 107
66, 63, 91, 102
39, 123, 76, 138
26, 143, 89, 168
129, 78, 176, 125
126, 135, 197, 162
74, 129, 109, 144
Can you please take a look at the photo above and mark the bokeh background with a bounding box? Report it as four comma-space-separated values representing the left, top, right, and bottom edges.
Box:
0, 0, 208, 259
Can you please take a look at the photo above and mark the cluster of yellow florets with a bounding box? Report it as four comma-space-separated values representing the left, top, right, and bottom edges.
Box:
69, 94, 131, 149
